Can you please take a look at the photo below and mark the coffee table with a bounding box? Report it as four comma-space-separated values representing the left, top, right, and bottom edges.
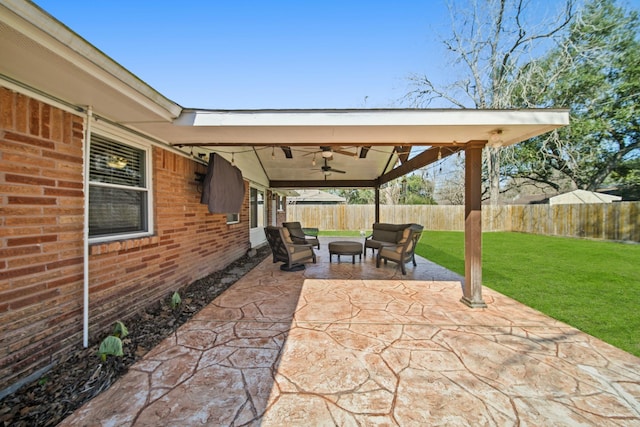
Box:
328, 241, 363, 264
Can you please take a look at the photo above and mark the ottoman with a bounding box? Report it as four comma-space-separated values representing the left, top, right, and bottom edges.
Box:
328, 241, 363, 264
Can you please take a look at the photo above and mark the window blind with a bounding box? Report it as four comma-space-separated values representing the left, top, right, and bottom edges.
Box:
90, 135, 145, 188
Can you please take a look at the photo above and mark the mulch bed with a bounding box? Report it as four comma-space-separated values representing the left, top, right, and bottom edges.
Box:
0, 246, 271, 427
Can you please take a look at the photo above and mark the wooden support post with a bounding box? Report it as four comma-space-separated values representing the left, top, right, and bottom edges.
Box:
461, 141, 487, 308
374, 186, 380, 223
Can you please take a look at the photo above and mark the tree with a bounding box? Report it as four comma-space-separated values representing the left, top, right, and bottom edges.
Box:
330, 172, 436, 205
404, 172, 437, 205
329, 188, 375, 204
407, 0, 574, 204
503, 0, 640, 195
435, 156, 466, 205
381, 172, 437, 205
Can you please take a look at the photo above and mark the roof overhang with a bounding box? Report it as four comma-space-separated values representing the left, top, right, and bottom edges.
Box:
133, 108, 569, 188
0, 0, 181, 123
1, 1, 569, 189
171, 108, 567, 147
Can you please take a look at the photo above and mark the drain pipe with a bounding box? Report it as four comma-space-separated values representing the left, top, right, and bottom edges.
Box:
82, 106, 93, 348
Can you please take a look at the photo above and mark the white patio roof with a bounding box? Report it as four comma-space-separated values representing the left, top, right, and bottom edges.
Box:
1, 1, 569, 188
130, 108, 569, 187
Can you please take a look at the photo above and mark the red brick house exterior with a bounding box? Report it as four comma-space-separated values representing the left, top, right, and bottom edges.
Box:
0, 87, 259, 393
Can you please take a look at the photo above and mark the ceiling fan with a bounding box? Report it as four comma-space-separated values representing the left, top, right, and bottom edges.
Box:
313, 157, 346, 177
316, 146, 357, 159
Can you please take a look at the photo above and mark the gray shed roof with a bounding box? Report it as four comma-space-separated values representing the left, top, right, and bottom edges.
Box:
549, 190, 622, 205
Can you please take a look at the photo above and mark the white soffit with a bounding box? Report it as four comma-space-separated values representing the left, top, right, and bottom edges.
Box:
172, 109, 570, 147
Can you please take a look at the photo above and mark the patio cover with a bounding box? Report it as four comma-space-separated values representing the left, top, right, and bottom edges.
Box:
143, 108, 569, 189
148, 108, 568, 308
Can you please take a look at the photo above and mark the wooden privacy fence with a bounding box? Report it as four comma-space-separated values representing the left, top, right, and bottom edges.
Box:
286, 201, 640, 242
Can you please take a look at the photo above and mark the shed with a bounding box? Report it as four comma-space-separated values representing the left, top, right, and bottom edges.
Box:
287, 189, 346, 205
549, 190, 622, 205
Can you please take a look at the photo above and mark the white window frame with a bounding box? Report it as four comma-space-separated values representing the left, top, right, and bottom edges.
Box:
226, 213, 240, 224
250, 187, 265, 229
88, 127, 154, 243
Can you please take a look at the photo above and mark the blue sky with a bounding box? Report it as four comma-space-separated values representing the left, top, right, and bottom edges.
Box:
32, 1, 640, 110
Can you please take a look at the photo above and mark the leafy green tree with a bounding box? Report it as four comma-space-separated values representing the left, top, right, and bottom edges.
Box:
504, 0, 640, 195
329, 188, 375, 204
605, 158, 640, 199
330, 173, 436, 205
403, 173, 437, 205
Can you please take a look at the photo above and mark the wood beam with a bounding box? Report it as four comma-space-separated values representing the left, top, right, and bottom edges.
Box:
280, 146, 293, 158
375, 186, 380, 223
378, 146, 463, 186
359, 146, 371, 158
461, 140, 487, 308
395, 145, 412, 164
174, 142, 464, 148
270, 179, 377, 188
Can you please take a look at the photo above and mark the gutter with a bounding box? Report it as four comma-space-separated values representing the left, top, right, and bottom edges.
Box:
83, 107, 92, 348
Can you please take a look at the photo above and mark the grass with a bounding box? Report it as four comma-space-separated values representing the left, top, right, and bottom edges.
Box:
415, 231, 640, 357
319, 230, 364, 237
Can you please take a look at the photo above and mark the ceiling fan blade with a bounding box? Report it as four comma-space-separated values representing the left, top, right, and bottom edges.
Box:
333, 148, 357, 157
331, 168, 346, 174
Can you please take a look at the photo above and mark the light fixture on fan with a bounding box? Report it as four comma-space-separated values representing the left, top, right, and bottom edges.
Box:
107, 156, 128, 169
321, 147, 333, 158
487, 129, 503, 148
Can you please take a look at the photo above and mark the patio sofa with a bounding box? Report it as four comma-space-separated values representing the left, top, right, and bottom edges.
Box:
364, 222, 420, 256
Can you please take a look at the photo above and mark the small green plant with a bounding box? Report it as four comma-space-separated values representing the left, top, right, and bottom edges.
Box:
171, 291, 182, 310
98, 336, 123, 361
112, 320, 128, 338
98, 321, 128, 361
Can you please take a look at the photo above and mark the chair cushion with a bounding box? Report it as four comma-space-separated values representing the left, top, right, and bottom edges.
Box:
380, 246, 402, 261
282, 227, 293, 243
290, 247, 312, 262
371, 223, 411, 243
371, 229, 398, 243
397, 228, 411, 244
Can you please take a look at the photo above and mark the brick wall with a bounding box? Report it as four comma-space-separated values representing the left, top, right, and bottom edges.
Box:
0, 87, 85, 392
276, 196, 287, 226
0, 87, 251, 392
87, 149, 250, 338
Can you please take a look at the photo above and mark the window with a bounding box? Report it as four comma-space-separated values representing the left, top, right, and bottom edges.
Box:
89, 134, 151, 240
226, 213, 239, 224
250, 188, 264, 229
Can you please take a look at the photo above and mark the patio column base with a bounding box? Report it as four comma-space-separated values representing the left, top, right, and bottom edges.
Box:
460, 296, 487, 309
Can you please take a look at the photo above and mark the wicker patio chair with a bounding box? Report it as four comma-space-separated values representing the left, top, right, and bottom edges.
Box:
265, 226, 317, 271
282, 221, 320, 249
376, 224, 424, 275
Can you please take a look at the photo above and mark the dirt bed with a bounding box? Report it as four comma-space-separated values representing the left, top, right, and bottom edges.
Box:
0, 246, 271, 427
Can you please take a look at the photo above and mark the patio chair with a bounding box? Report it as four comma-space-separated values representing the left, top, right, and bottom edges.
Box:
376, 224, 424, 275
264, 226, 317, 271
282, 221, 320, 249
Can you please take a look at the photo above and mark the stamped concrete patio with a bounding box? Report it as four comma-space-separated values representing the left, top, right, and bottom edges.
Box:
61, 237, 640, 426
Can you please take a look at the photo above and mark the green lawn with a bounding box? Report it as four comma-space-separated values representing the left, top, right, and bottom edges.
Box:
416, 231, 640, 357
319, 230, 363, 237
